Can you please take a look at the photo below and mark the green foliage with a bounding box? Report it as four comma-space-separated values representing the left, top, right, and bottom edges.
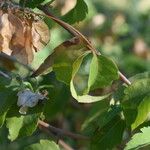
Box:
62, 0, 88, 24
19, 0, 46, 8
6, 113, 39, 141
42, 74, 71, 119
70, 52, 110, 103
52, 39, 86, 84
91, 116, 125, 150
82, 102, 122, 136
88, 54, 119, 91
125, 127, 150, 150
0, 112, 7, 128
32, 38, 87, 84
129, 72, 150, 82
0, 77, 19, 127
132, 95, 150, 130
24, 139, 60, 150
122, 78, 150, 127
82, 100, 110, 135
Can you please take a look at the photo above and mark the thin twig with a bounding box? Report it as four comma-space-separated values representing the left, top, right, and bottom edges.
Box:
0, 70, 11, 79
119, 72, 131, 86
58, 140, 74, 150
38, 121, 74, 150
38, 120, 90, 141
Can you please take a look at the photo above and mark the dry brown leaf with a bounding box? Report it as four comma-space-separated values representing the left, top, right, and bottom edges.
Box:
24, 25, 34, 63
0, 13, 14, 55
11, 25, 34, 64
0, 9, 50, 65
32, 20, 50, 51
8, 13, 33, 64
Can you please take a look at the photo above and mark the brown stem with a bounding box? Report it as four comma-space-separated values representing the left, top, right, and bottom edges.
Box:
37, 5, 98, 53
119, 72, 131, 86
58, 140, 74, 150
38, 121, 74, 150
38, 120, 90, 141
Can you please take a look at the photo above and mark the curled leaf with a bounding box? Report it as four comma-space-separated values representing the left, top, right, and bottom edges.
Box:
31, 37, 87, 78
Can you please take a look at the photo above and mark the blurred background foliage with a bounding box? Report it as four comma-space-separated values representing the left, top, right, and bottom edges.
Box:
1, 0, 150, 149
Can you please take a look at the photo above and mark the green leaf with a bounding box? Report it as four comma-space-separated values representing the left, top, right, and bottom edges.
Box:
88, 54, 119, 91
0, 89, 17, 128
6, 114, 39, 141
91, 116, 125, 150
6, 116, 24, 141
24, 139, 60, 150
0, 112, 7, 128
122, 79, 150, 126
62, 0, 88, 24
71, 84, 109, 103
0, 126, 8, 145
129, 71, 150, 82
70, 52, 109, 103
132, 95, 150, 130
42, 74, 70, 119
82, 101, 122, 137
19, 0, 45, 8
0, 76, 22, 128
82, 100, 109, 136
52, 38, 87, 84
125, 127, 150, 150
32, 37, 87, 84
124, 79, 150, 103
41, 0, 55, 5
0, 76, 11, 89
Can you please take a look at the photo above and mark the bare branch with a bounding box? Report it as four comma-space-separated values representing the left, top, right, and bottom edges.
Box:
38, 120, 90, 141
0, 71, 11, 79
37, 4, 98, 53
119, 72, 131, 86
38, 121, 74, 150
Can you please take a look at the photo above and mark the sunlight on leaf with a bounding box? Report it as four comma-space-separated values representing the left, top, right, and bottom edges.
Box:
125, 127, 150, 150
